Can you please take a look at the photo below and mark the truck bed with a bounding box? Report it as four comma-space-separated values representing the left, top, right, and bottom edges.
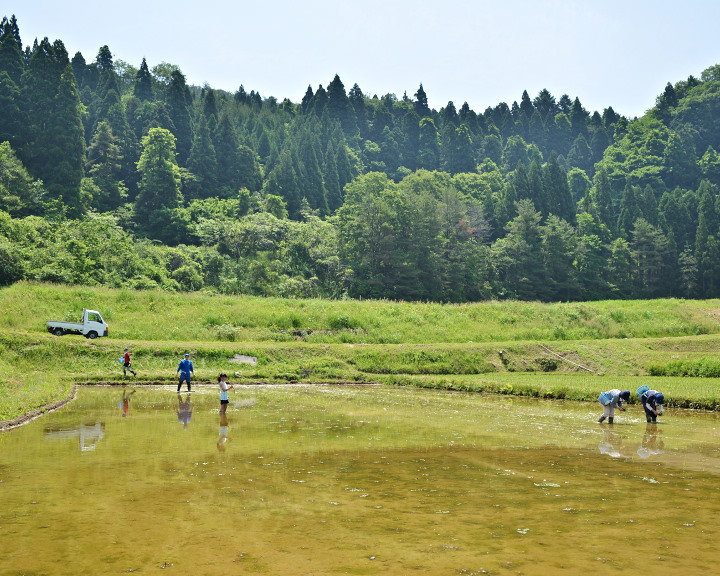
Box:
47, 321, 84, 330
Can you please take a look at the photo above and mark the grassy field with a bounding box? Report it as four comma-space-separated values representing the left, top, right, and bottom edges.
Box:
1, 281, 720, 423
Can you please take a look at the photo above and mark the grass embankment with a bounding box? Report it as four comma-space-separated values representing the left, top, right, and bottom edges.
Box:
1, 281, 720, 423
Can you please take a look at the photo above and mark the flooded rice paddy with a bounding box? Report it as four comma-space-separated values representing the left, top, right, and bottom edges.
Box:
1, 384, 720, 575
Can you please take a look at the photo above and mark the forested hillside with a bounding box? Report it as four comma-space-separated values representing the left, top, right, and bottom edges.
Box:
2, 14, 720, 302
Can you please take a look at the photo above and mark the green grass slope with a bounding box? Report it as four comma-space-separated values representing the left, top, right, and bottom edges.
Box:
1, 281, 720, 423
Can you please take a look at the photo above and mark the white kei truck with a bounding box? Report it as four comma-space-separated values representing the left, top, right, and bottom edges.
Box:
47, 309, 109, 339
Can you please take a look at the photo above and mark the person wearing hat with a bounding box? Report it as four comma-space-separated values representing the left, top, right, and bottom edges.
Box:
123, 348, 137, 376
122, 347, 136, 377
597, 389, 631, 424
176, 353, 194, 392
640, 389, 665, 423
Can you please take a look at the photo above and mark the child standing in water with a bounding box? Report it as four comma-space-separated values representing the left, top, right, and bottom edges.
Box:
218, 373, 234, 415
597, 389, 630, 424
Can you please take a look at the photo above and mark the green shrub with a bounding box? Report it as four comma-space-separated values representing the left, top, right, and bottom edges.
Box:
649, 358, 720, 378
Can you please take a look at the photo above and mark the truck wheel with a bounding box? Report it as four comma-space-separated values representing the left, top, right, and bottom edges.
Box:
87, 331, 98, 339
53, 328, 64, 336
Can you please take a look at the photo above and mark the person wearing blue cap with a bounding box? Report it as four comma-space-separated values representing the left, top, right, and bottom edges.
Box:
597, 389, 631, 424
176, 353, 194, 392
640, 389, 664, 423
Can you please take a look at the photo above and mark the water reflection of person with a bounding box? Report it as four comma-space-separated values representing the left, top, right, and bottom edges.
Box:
217, 414, 230, 452
598, 426, 626, 458
176, 393, 193, 430
119, 388, 136, 417
637, 423, 665, 458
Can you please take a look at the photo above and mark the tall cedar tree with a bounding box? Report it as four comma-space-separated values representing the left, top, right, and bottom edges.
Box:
0, 71, 23, 149
45, 64, 85, 214
134, 127, 182, 235
20, 38, 67, 179
166, 70, 192, 165
214, 113, 242, 197
85, 120, 124, 211
263, 148, 301, 217
326, 74, 354, 135
414, 84, 429, 118
133, 57, 153, 101
0, 16, 22, 84
543, 152, 575, 223
236, 145, 263, 192
187, 114, 218, 199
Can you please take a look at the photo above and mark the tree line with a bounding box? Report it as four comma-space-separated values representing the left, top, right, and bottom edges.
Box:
2, 14, 720, 302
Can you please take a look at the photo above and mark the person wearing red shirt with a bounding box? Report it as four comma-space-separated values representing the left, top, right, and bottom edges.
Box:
123, 348, 136, 377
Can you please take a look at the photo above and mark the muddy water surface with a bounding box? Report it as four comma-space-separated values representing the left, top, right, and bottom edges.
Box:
1, 385, 719, 575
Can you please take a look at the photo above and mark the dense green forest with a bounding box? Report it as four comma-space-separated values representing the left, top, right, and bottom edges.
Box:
2, 14, 720, 302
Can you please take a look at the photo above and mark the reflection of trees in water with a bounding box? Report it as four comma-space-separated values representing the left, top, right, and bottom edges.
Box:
43, 422, 106, 452
637, 423, 664, 459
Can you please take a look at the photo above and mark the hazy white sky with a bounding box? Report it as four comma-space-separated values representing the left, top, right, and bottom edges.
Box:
7, 0, 720, 118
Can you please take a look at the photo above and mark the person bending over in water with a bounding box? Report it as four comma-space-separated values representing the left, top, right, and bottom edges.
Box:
641, 389, 665, 423
597, 389, 630, 424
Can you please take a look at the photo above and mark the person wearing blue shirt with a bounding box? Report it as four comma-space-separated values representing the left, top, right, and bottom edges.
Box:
177, 353, 194, 392
641, 389, 665, 423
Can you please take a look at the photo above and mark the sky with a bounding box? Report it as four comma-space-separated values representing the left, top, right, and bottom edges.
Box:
7, 0, 720, 119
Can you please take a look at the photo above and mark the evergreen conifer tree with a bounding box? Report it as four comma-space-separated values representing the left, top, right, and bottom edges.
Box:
543, 152, 574, 223
236, 144, 263, 192
85, 120, 124, 211
187, 114, 218, 199
133, 57, 153, 101
326, 74, 354, 134
414, 83, 430, 118
418, 117, 439, 170
44, 64, 86, 215
296, 130, 328, 213
134, 127, 183, 240
0, 16, 24, 84
520, 90, 534, 119
527, 159, 547, 217
335, 141, 353, 192
214, 113, 242, 197
70, 52, 86, 88
569, 97, 589, 140
323, 140, 342, 211
166, 70, 192, 165
348, 83, 367, 137
0, 71, 23, 149
617, 182, 641, 238
401, 110, 421, 171
263, 148, 301, 218
301, 85, 314, 113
